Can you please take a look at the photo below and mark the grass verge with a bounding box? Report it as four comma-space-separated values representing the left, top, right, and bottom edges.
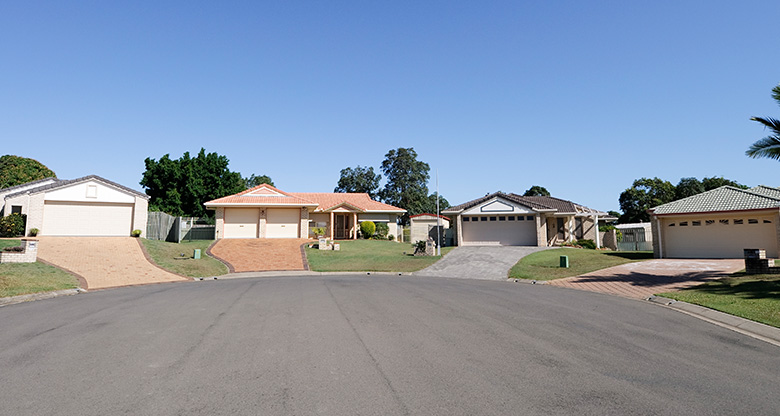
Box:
659, 273, 780, 328
509, 248, 653, 280
306, 239, 454, 272
139, 239, 228, 277
0, 262, 79, 297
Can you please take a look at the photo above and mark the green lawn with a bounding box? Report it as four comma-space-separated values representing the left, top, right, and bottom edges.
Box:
139, 239, 228, 277
509, 248, 653, 280
0, 262, 80, 298
0, 239, 22, 250
659, 273, 780, 328
306, 240, 454, 272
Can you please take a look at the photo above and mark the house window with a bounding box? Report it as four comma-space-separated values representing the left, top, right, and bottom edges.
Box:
518, 216, 524, 221
11, 206, 22, 214
734, 219, 743, 225
692, 221, 701, 226
748, 219, 758, 224
489, 217, 497, 221
508, 216, 515, 221
480, 217, 487, 222
463, 217, 469, 222
719, 219, 729, 225
668, 223, 675, 227
679, 221, 688, 226
527, 216, 534, 221
705, 220, 714, 225
498, 216, 505, 221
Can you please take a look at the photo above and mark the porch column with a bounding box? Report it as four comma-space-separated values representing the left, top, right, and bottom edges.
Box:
568, 216, 574, 242
594, 215, 600, 249
353, 213, 358, 239
456, 214, 463, 246
329, 211, 334, 239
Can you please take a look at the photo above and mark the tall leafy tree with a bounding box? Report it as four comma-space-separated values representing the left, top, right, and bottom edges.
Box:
334, 165, 381, 199
618, 177, 675, 223
674, 177, 704, 200
701, 176, 748, 190
244, 174, 274, 188
421, 192, 450, 214
140, 148, 244, 217
746, 84, 780, 160
0, 155, 56, 189
523, 185, 550, 197
379, 147, 431, 223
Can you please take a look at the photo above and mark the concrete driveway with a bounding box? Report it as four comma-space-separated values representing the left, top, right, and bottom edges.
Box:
547, 259, 745, 299
415, 246, 551, 280
36, 237, 188, 290
208, 238, 310, 272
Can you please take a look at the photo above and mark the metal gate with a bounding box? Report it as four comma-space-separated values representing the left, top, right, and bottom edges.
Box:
617, 227, 652, 251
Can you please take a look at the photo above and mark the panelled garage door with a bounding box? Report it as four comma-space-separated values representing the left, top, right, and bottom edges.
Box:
42, 201, 133, 236
266, 208, 300, 238
663, 215, 778, 258
462, 215, 536, 246
224, 208, 259, 238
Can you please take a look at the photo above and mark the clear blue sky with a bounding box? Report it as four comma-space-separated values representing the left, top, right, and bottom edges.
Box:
2, 1, 778, 212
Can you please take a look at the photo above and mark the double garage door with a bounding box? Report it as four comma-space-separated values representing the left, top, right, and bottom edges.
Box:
223, 208, 300, 238
662, 215, 778, 258
461, 215, 537, 246
42, 201, 134, 236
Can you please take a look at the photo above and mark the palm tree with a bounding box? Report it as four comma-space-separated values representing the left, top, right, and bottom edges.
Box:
747, 85, 780, 160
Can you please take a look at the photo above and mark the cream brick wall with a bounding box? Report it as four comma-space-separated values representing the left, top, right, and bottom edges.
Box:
258, 208, 267, 238
133, 197, 149, 238
0, 239, 38, 263
215, 208, 225, 239
300, 208, 309, 238
25, 193, 45, 236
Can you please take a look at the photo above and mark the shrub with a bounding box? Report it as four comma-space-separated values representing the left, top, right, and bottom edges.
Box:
311, 227, 326, 237
576, 239, 596, 249
413, 240, 427, 254
29, 228, 39, 237
375, 222, 389, 239
0, 213, 25, 237
131, 229, 142, 237
2, 245, 24, 252
388, 234, 394, 241
360, 221, 375, 239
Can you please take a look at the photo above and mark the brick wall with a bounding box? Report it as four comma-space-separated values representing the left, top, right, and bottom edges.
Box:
0, 239, 38, 263
133, 197, 148, 238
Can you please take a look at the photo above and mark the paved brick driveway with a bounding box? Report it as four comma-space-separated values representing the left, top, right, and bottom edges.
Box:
36, 237, 188, 290
546, 259, 745, 299
208, 239, 310, 272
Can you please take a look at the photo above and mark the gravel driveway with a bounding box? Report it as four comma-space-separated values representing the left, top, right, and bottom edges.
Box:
414, 246, 551, 280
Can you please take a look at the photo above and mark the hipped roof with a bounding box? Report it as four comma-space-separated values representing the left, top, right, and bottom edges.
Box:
442, 191, 613, 218
649, 185, 780, 215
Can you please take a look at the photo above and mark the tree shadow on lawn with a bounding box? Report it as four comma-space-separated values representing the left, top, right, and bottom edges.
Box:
675, 274, 780, 300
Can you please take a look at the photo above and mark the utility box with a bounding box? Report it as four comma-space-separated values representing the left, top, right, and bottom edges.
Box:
560, 255, 569, 268
193, 249, 201, 259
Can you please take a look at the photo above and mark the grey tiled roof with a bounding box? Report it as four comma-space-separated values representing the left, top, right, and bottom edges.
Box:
5, 175, 149, 200
0, 176, 58, 193
749, 185, 780, 199
650, 186, 780, 215
442, 191, 612, 217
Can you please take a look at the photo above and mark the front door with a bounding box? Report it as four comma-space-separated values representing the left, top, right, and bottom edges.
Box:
556, 218, 565, 240
335, 214, 350, 239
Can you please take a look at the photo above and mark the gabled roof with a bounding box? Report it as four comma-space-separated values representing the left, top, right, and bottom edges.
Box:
5, 175, 148, 200
204, 184, 405, 213
442, 191, 611, 218
650, 186, 780, 215
410, 213, 451, 221
0, 177, 58, 194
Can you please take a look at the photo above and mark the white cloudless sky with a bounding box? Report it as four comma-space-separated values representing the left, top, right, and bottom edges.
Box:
2, 1, 778, 212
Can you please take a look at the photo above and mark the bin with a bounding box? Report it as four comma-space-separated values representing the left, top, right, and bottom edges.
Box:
560, 255, 569, 268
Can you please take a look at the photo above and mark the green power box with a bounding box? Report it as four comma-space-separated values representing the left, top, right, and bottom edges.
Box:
193, 249, 201, 259
560, 255, 569, 268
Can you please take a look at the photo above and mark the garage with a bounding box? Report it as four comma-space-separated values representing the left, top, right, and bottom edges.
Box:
266, 208, 300, 238
223, 208, 259, 238
662, 214, 778, 258
42, 201, 134, 236
461, 214, 537, 246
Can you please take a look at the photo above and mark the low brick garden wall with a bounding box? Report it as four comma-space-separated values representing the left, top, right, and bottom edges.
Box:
744, 248, 780, 274
0, 239, 39, 263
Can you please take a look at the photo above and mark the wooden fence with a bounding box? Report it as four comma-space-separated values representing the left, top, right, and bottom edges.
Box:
147, 212, 215, 242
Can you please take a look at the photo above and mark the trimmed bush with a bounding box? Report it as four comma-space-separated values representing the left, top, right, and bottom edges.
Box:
360, 221, 375, 239
0, 213, 25, 237
576, 239, 597, 249
131, 229, 142, 237
29, 228, 39, 237
388, 234, 394, 241
375, 222, 389, 239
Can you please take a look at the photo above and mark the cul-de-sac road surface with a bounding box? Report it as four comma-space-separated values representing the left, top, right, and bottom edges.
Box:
1, 275, 778, 415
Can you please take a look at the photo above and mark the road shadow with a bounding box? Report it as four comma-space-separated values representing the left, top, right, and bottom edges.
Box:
567, 269, 735, 289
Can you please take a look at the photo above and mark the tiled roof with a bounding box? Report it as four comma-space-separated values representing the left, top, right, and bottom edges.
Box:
5, 175, 148, 199
749, 185, 780, 199
410, 213, 451, 221
204, 184, 405, 212
650, 186, 780, 215
0, 177, 58, 194
443, 191, 611, 217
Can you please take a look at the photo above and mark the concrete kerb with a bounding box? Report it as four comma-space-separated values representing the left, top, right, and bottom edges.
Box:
194, 271, 411, 280
0, 288, 86, 308
647, 296, 780, 348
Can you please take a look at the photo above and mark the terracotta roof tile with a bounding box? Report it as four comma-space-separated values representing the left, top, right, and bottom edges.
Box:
292, 192, 405, 212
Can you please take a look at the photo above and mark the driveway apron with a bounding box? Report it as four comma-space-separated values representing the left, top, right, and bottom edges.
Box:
415, 246, 551, 280
208, 238, 310, 273
36, 237, 187, 290
547, 259, 745, 299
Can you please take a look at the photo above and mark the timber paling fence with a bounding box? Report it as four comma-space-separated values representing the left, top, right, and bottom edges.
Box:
147, 212, 215, 243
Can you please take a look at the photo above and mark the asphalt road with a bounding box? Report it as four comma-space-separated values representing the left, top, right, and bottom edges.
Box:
1, 276, 778, 415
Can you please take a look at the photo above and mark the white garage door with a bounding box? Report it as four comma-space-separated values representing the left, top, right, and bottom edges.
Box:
266, 208, 300, 238
663, 215, 778, 258
224, 208, 259, 238
462, 214, 537, 246
42, 201, 133, 236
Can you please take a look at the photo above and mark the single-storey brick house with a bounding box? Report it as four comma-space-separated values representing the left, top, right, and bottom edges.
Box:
442, 192, 614, 246
0, 175, 149, 237
649, 185, 780, 259
205, 184, 405, 240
